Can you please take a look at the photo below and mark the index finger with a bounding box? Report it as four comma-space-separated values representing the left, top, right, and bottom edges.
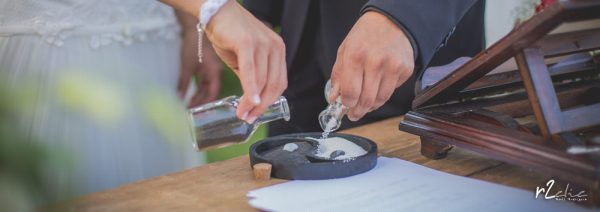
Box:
235, 48, 261, 121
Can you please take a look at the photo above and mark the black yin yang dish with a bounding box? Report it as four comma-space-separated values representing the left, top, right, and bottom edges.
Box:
249, 133, 378, 180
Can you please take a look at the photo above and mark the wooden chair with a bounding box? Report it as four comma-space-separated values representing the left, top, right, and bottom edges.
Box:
400, 0, 600, 205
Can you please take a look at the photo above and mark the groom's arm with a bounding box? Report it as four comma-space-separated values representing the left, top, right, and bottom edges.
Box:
330, 0, 481, 121
362, 0, 480, 70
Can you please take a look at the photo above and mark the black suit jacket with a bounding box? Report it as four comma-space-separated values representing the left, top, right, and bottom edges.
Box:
243, 0, 485, 126
244, 0, 484, 72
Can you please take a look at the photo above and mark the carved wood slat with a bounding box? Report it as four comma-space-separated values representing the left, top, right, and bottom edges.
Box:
423, 80, 598, 118
537, 28, 600, 57
400, 111, 599, 188
462, 54, 598, 97
562, 103, 600, 132
515, 47, 565, 139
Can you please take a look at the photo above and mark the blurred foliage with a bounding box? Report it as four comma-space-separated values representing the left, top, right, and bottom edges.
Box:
512, 0, 538, 24
0, 69, 191, 210
592, 50, 600, 64
0, 77, 70, 212
57, 71, 125, 125
205, 66, 267, 163
0, 63, 260, 212
141, 87, 191, 145
55, 70, 190, 146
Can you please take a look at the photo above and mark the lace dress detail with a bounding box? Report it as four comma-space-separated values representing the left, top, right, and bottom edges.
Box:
0, 0, 179, 48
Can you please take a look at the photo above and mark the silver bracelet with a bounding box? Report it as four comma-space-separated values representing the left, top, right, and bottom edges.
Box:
197, 0, 228, 63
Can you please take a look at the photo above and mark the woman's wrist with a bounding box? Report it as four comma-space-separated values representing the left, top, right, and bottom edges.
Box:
203, 0, 235, 37
159, 0, 207, 18
195, 0, 229, 63
198, 0, 228, 30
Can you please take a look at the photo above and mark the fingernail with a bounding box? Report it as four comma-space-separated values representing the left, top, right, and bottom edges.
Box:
348, 115, 356, 122
241, 112, 248, 121
247, 116, 257, 124
252, 95, 261, 105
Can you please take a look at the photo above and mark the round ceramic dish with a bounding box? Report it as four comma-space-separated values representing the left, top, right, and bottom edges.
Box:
249, 133, 378, 180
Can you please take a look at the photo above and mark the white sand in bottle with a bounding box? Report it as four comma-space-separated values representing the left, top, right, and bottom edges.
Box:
321, 117, 337, 139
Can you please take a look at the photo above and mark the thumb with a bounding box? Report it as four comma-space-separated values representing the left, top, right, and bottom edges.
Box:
329, 61, 342, 103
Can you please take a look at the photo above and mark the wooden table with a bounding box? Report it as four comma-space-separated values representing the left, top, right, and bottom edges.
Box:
59, 117, 556, 211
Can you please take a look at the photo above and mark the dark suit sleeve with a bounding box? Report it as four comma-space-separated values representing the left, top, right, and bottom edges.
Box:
362, 0, 480, 70
243, 0, 284, 27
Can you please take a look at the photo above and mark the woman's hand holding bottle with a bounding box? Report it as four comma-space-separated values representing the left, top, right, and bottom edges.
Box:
161, 0, 288, 123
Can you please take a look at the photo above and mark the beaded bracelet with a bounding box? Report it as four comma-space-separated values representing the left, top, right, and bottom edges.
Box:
197, 0, 227, 63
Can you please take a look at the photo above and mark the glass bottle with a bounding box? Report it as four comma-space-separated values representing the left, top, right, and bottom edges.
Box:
188, 95, 290, 151
318, 80, 349, 134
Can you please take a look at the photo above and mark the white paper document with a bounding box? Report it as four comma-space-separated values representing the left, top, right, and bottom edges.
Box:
247, 157, 591, 212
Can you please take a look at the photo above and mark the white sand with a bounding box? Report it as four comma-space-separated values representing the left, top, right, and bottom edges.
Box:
307, 137, 367, 160
282, 143, 299, 152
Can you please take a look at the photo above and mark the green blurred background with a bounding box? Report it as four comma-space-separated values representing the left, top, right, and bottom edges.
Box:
205, 67, 267, 163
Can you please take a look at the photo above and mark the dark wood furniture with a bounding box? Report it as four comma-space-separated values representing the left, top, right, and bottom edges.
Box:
400, 0, 600, 206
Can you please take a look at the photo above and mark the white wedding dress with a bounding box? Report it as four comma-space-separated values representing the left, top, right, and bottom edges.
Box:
0, 0, 203, 198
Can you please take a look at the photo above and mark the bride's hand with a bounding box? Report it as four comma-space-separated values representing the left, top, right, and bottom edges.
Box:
175, 11, 223, 108
160, 0, 287, 123
178, 32, 223, 108
205, 0, 287, 123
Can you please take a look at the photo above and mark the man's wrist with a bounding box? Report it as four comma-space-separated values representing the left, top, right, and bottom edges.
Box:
361, 7, 419, 62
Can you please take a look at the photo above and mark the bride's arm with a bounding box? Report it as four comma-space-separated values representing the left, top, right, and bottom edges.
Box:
160, 0, 287, 124
160, 0, 206, 18
175, 11, 223, 107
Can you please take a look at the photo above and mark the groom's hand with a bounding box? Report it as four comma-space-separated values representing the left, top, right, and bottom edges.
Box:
329, 11, 414, 122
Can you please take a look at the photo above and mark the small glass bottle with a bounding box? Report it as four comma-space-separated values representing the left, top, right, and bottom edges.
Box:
319, 80, 349, 134
188, 95, 290, 150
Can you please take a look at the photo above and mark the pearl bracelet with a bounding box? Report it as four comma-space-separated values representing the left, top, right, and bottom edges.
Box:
197, 0, 227, 63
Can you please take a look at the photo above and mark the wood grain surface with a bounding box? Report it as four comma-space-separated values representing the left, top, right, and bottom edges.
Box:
56, 117, 558, 211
